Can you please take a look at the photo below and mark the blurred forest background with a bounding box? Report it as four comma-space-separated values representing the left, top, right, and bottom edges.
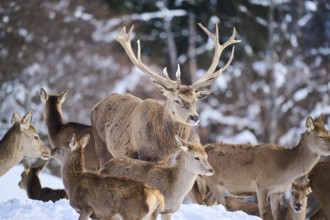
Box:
1, 0, 330, 154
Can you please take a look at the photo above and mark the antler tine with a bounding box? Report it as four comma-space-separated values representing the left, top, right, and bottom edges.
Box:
116, 26, 178, 87
191, 24, 240, 89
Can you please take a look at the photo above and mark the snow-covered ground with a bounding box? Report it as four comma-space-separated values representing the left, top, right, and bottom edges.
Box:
0, 164, 261, 220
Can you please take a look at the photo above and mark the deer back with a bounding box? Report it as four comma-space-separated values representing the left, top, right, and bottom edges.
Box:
0, 112, 51, 176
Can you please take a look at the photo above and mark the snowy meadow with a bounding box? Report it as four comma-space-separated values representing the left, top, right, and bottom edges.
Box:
0, 165, 260, 220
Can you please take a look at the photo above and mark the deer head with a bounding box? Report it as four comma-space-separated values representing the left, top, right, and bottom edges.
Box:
18, 159, 48, 190
175, 133, 214, 176
305, 114, 330, 156
116, 24, 240, 126
290, 182, 311, 213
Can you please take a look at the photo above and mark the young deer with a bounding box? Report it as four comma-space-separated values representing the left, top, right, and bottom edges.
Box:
99, 133, 214, 220
52, 134, 164, 220
225, 182, 311, 220
92, 23, 240, 166
203, 114, 330, 220
18, 159, 68, 202
40, 88, 100, 171
308, 161, 330, 219
0, 112, 51, 176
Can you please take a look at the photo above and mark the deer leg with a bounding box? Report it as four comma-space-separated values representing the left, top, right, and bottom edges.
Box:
92, 127, 112, 168
256, 188, 273, 220
205, 181, 226, 205
270, 193, 282, 220
78, 208, 94, 220
161, 213, 172, 220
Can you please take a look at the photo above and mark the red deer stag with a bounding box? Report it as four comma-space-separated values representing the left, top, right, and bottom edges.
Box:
51, 134, 164, 220
92, 23, 240, 166
0, 112, 51, 176
308, 161, 330, 219
203, 114, 330, 220
18, 159, 68, 202
40, 88, 101, 171
99, 133, 214, 220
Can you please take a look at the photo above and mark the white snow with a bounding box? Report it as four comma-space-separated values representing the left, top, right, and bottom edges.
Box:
0, 165, 261, 220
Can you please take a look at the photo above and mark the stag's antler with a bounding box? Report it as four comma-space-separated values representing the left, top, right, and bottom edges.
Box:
116, 26, 180, 88
191, 23, 240, 89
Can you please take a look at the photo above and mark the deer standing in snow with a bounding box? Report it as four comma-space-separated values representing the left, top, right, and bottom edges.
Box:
225, 182, 311, 220
99, 133, 214, 220
18, 159, 68, 202
203, 114, 330, 220
0, 112, 51, 176
92, 23, 239, 166
40, 88, 100, 171
52, 134, 164, 220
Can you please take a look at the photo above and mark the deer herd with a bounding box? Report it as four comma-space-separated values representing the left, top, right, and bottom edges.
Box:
1, 23, 330, 220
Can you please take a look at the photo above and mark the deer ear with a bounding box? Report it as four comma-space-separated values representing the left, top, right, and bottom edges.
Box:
20, 112, 32, 130
306, 116, 314, 132
175, 135, 188, 152
22, 159, 30, 170
69, 133, 77, 150
190, 133, 201, 143
40, 88, 48, 103
11, 111, 21, 125
316, 114, 325, 126
153, 81, 173, 97
195, 87, 212, 99
58, 90, 69, 104
79, 134, 90, 149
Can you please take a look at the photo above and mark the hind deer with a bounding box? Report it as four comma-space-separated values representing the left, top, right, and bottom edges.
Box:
99, 133, 213, 220
225, 182, 311, 220
40, 88, 101, 171
308, 161, 330, 219
52, 133, 164, 220
18, 159, 68, 202
92, 23, 240, 166
202, 114, 330, 220
0, 112, 51, 176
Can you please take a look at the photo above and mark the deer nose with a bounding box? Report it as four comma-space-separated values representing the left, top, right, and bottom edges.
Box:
190, 115, 199, 123
294, 202, 302, 211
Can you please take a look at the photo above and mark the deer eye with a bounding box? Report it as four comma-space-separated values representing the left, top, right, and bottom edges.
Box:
194, 157, 200, 161
34, 136, 39, 140
175, 99, 181, 104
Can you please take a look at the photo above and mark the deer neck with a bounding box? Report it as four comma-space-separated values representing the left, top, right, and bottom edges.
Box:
162, 104, 190, 138
44, 104, 64, 141
170, 153, 198, 200
0, 125, 23, 176
61, 151, 84, 187
282, 133, 320, 177
26, 175, 42, 199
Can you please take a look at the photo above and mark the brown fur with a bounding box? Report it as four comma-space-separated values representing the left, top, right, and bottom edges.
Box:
225, 182, 310, 220
309, 161, 330, 219
52, 134, 164, 220
0, 112, 51, 176
92, 24, 239, 166
99, 134, 214, 220
18, 159, 68, 202
40, 88, 100, 171
203, 114, 330, 220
